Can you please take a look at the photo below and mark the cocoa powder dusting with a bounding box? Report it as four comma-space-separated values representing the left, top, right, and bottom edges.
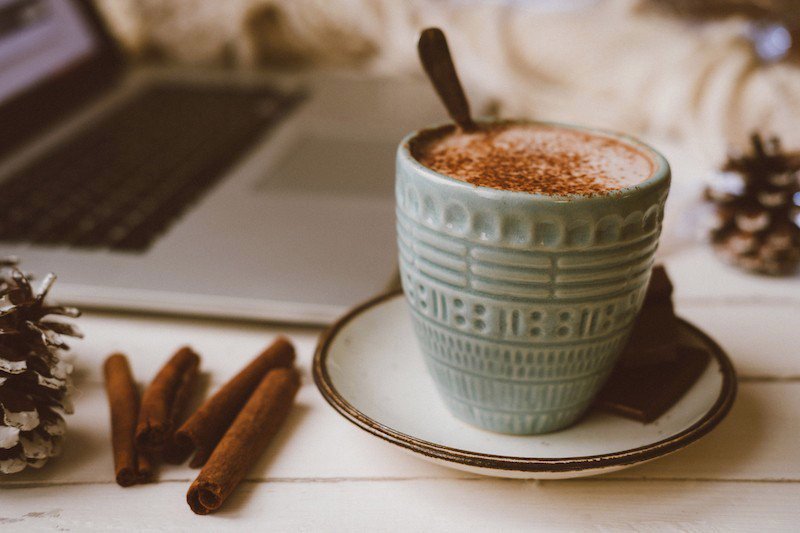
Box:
411, 123, 651, 196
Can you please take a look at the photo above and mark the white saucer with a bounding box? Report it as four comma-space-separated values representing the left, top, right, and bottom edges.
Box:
313, 291, 737, 479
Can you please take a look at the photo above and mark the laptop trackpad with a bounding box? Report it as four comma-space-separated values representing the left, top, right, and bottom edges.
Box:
255, 135, 396, 197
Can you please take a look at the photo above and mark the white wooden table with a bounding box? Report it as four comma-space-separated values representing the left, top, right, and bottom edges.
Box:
1, 246, 798, 531
2, 142, 799, 531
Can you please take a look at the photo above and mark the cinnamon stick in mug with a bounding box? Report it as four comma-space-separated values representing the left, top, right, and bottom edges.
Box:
136, 347, 200, 452
103, 353, 141, 487
187, 366, 300, 515
176, 337, 295, 467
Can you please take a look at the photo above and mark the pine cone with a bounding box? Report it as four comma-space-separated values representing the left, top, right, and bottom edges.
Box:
705, 134, 800, 276
0, 258, 81, 474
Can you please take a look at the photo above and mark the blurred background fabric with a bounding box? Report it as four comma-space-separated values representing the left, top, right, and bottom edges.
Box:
95, 0, 800, 164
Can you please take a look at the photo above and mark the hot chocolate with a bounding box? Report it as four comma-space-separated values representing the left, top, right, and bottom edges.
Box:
411, 122, 655, 195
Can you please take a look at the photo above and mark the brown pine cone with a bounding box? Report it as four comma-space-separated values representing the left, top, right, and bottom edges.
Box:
0, 259, 80, 474
705, 133, 800, 276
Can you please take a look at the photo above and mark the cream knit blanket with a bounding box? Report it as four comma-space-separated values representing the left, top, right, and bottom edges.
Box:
96, 0, 800, 164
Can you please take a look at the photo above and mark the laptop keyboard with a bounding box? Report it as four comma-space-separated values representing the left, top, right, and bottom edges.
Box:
0, 82, 302, 251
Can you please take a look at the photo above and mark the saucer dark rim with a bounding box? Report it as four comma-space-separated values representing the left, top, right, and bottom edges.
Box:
313, 290, 738, 474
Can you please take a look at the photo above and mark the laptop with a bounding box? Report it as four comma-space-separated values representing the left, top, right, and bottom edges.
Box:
0, 0, 446, 324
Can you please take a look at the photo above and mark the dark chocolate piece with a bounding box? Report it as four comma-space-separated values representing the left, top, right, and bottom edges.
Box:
596, 343, 711, 423
643, 265, 673, 302
618, 265, 679, 368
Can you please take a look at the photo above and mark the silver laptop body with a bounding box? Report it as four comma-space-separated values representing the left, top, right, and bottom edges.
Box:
0, 0, 444, 324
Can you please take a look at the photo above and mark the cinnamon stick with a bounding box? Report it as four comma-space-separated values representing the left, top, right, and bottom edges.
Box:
176, 337, 295, 467
187, 366, 300, 515
102, 354, 141, 487
136, 347, 200, 453
162, 356, 202, 464
136, 451, 155, 484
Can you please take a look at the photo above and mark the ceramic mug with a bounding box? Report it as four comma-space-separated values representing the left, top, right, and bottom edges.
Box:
396, 121, 671, 434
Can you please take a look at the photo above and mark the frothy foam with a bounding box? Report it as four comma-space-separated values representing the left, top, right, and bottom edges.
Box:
411, 123, 655, 195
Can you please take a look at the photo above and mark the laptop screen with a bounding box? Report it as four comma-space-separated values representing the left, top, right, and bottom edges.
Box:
0, 0, 98, 106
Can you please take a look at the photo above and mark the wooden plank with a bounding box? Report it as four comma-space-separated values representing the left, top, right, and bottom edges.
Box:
609, 383, 800, 481
3, 378, 797, 485
74, 296, 800, 388
664, 247, 800, 303
67, 312, 323, 387
0, 382, 448, 486
677, 303, 800, 378
1, 480, 798, 531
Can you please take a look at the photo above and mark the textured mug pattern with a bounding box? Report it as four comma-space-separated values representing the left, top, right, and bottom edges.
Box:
396, 123, 670, 434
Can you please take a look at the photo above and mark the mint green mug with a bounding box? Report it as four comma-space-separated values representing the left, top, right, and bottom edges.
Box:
396, 121, 670, 434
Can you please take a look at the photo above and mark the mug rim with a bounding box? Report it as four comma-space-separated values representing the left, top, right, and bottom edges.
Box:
399, 119, 671, 202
